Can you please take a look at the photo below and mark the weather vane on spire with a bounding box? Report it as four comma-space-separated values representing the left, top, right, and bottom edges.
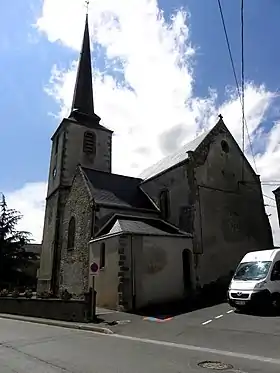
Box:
85, 0, 90, 14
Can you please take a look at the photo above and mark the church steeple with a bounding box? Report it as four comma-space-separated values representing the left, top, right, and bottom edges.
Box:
71, 14, 94, 116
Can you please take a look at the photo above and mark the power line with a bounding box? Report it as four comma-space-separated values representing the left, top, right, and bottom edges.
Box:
241, 0, 245, 180
265, 204, 277, 209
241, 180, 280, 185
217, 0, 239, 95
244, 182, 277, 205
261, 182, 280, 186
263, 193, 276, 202
217, 0, 258, 174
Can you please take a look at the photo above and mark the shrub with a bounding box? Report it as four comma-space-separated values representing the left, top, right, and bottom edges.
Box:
60, 288, 72, 300
0, 289, 9, 297
37, 290, 54, 299
11, 289, 19, 298
24, 289, 33, 298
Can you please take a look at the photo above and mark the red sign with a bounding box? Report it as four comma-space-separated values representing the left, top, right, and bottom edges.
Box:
90, 262, 99, 274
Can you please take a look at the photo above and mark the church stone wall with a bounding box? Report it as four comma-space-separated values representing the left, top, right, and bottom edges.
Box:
190, 124, 273, 288
59, 171, 93, 297
47, 127, 65, 196
89, 236, 120, 310
133, 235, 193, 309
96, 206, 158, 224
141, 163, 191, 230
62, 122, 112, 187
37, 192, 59, 292
273, 188, 280, 228
89, 233, 194, 311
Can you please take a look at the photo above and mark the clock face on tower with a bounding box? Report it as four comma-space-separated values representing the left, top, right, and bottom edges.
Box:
53, 167, 57, 178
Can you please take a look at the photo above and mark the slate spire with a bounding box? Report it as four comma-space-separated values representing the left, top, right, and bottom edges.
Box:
71, 14, 94, 116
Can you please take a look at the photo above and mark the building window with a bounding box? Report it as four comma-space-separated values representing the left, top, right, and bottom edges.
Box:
67, 217, 76, 250
100, 243, 105, 269
159, 189, 170, 220
83, 131, 96, 155
179, 206, 192, 232
271, 261, 280, 281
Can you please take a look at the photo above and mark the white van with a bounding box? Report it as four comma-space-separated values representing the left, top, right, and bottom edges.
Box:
228, 248, 280, 310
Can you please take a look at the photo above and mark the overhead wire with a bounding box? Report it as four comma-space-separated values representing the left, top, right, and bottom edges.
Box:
217, 0, 258, 174
217, 1, 280, 202
241, 0, 245, 180
263, 193, 277, 202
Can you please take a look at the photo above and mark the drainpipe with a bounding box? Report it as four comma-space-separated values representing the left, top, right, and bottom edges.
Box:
91, 204, 100, 238
130, 235, 136, 310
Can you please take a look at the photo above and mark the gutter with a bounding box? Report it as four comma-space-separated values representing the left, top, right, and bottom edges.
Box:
89, 231, 193, 243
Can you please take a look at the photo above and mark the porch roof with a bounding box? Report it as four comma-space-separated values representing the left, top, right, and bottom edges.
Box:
90, 214, 192, 241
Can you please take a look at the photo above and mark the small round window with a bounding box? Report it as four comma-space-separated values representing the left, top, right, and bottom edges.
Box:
221, 140, 229, 153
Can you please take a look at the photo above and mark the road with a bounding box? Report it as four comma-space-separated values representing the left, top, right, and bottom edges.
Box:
0, 303, 280, 372
110, 303, 280, 358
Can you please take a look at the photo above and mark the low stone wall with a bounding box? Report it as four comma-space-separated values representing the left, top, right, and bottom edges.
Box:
0, 297, 90, 322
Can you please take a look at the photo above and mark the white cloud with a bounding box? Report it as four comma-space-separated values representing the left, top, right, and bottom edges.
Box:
7, 0, 280, 244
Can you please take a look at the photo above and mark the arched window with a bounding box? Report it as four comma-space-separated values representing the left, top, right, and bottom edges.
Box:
83, 131, 96, 155
159, 189, 170, 220
179, 206, 192, 232
100, 243, 106, 269
67, 217, 76, 250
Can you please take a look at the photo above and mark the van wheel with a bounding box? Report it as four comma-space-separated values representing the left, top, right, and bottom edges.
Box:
235, 306, 244, 313
271, 293, 280, 310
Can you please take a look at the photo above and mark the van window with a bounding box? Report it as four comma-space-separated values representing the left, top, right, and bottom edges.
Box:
234, 261, 272, 281
271, 261, 280, 281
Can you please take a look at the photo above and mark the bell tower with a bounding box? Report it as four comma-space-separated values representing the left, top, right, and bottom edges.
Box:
37, 13, 113, 294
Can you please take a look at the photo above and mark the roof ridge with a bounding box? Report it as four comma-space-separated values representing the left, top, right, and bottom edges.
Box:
140, 118, 225, 181
81, 166, 143, 181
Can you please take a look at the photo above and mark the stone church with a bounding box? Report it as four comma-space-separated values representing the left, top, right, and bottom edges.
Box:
37, 15, 273, 310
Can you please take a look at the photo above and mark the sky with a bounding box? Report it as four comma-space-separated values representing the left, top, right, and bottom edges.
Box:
1, 0, 280, 244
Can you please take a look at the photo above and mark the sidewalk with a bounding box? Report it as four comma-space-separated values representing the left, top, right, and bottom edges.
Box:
0, 312, 113, 334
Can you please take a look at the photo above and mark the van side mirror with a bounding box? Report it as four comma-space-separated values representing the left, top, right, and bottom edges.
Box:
271, 270, 280, 281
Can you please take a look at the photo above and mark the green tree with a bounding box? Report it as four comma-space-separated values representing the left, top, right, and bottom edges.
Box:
0, 193, 33, 287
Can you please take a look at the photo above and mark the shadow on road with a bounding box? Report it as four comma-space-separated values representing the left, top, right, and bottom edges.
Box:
235, 307, 280, 317
92, 294, 228, 326
134, 295, 227, 319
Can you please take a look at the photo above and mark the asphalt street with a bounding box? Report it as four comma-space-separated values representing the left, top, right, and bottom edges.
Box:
0, 303, 280, 372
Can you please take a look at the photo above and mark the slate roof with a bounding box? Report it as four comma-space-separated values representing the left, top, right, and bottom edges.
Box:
95, 214, 192, 238
81, 167, 156, 210
109, 219, 174, 236
140, 129, 211, 181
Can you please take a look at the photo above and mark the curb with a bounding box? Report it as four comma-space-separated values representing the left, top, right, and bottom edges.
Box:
0, 313, 113, 334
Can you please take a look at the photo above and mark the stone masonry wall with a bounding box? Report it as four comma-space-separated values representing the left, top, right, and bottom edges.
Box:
117, 235, 133, 311
190, 121, 273, 287
62, 121, 112, 186
273, 188, 280, 228
141, 164, 191, 229
37, 192, 59, 293
59, 170, 93, 298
